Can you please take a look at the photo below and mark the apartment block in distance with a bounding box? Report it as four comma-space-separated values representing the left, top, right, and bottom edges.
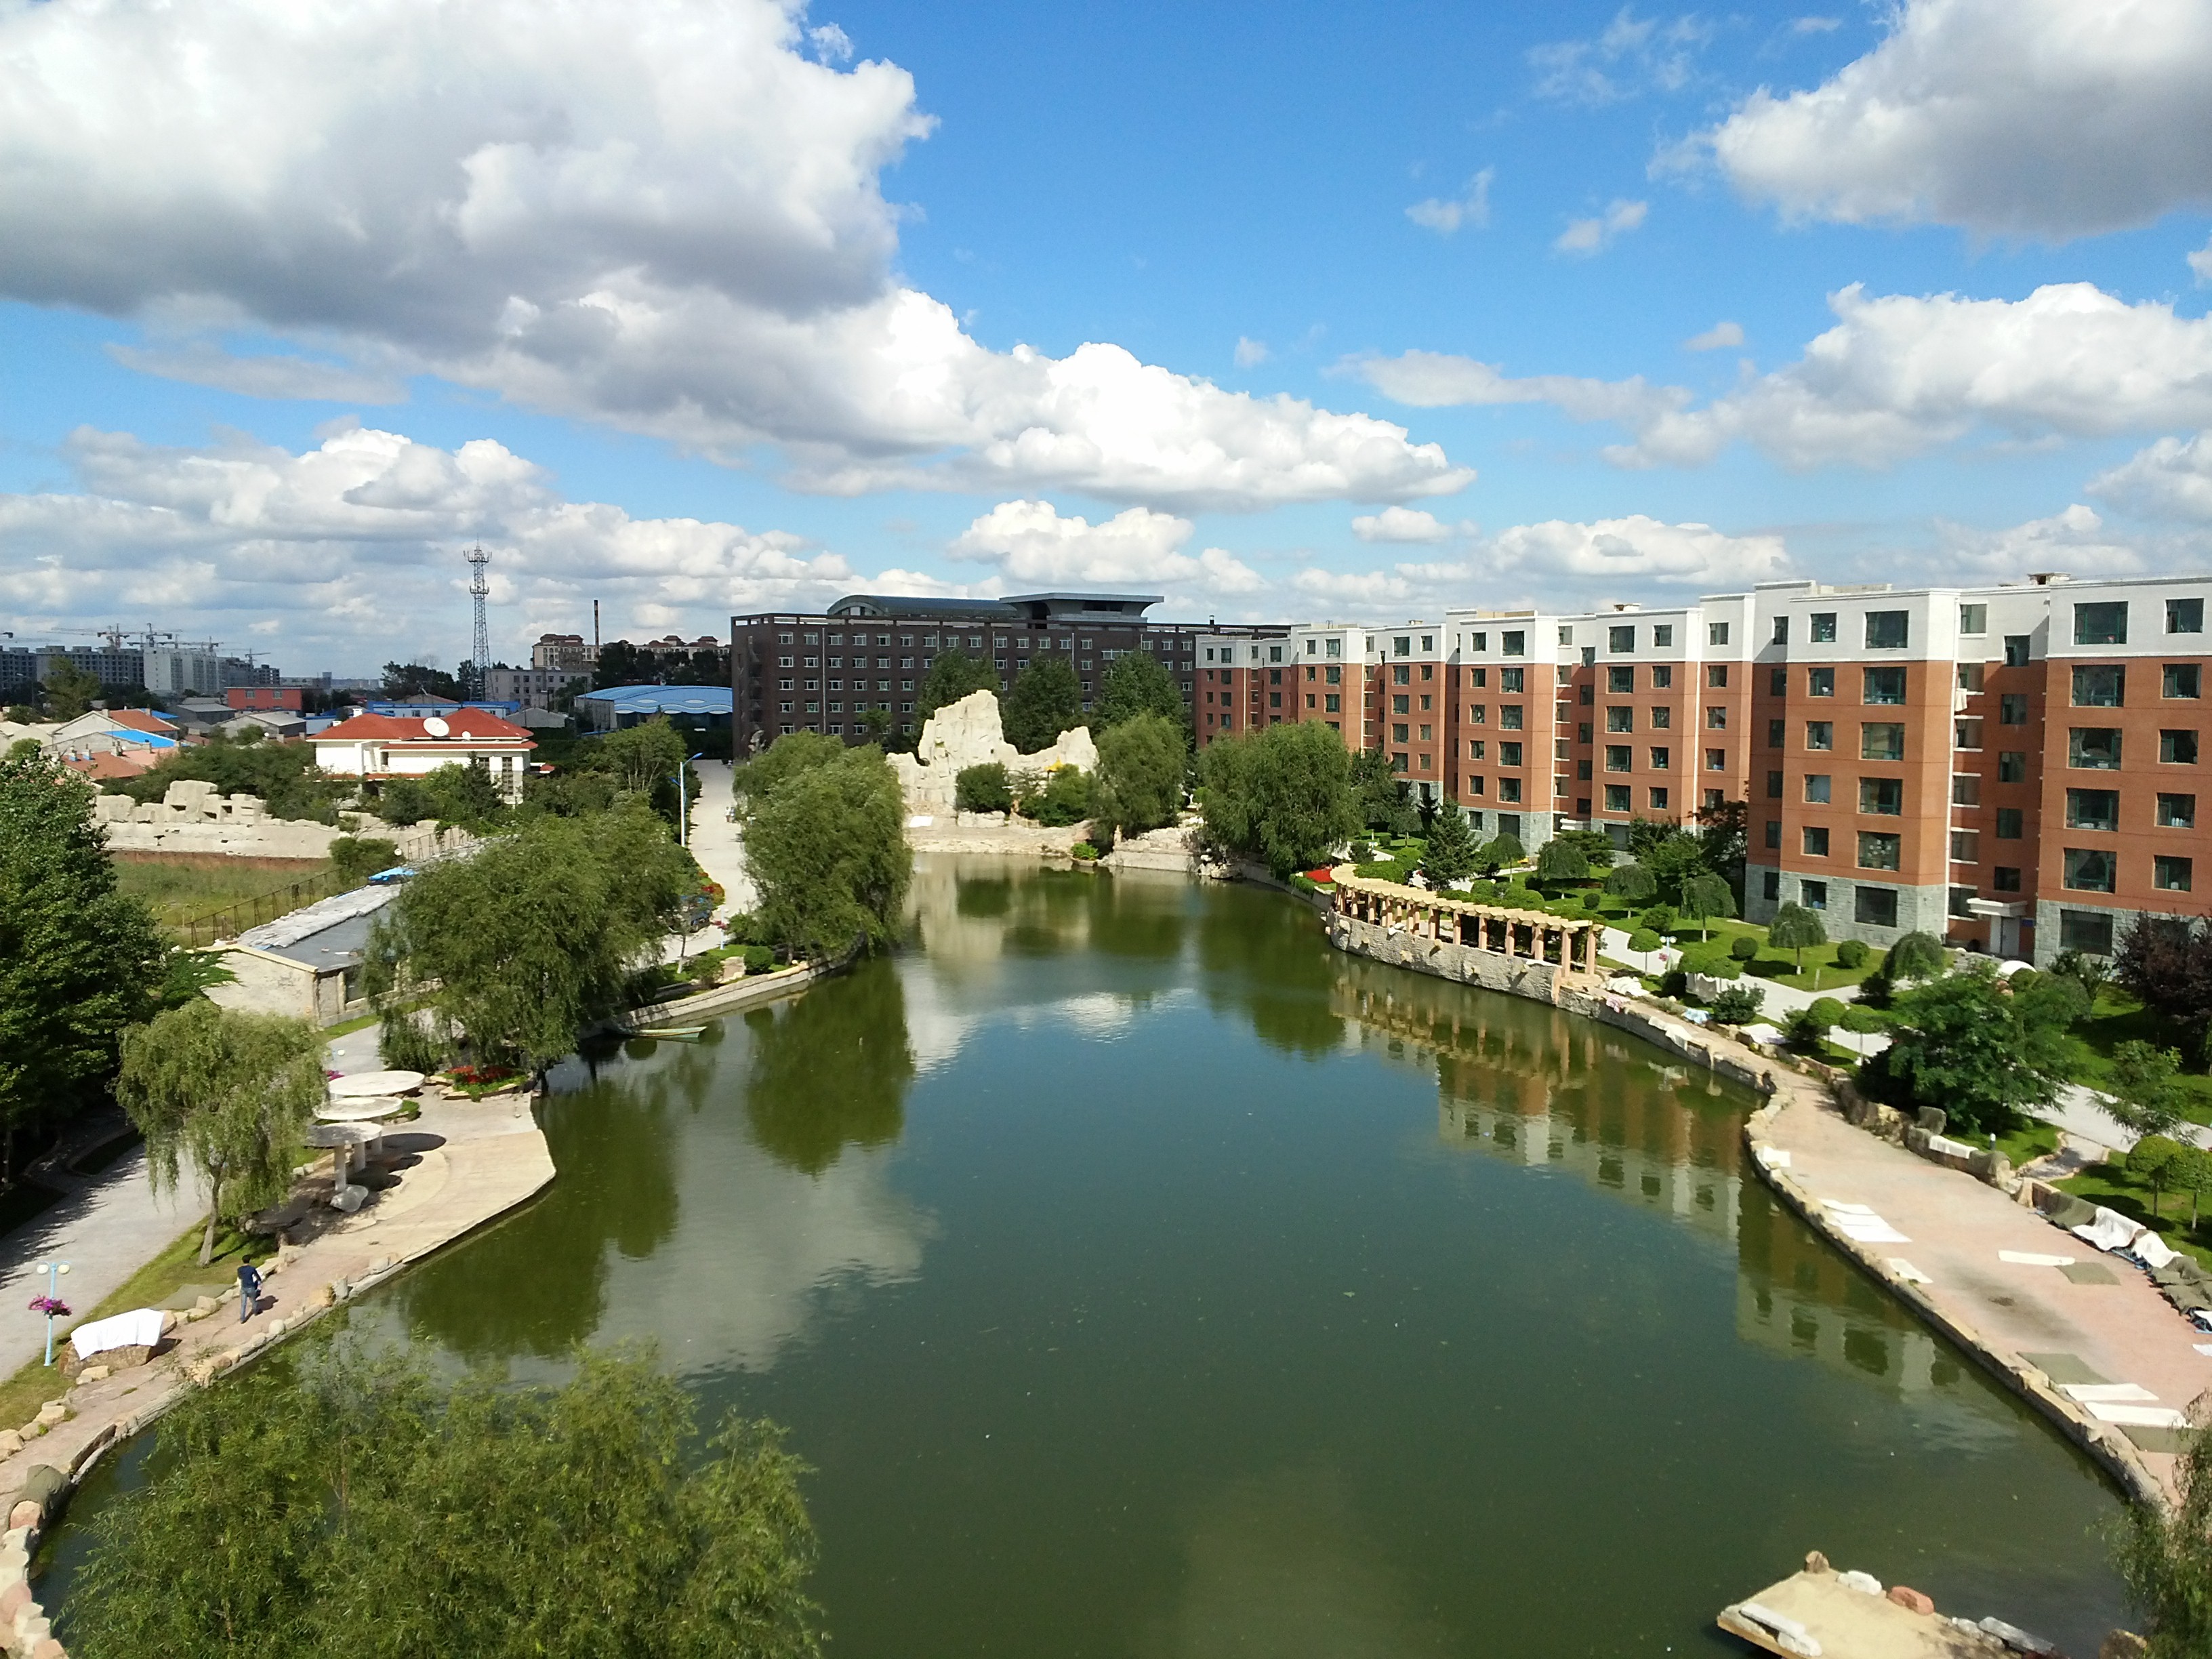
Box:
731, 592, 1281, 755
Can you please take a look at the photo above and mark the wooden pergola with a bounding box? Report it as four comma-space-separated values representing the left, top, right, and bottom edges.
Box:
1326, 867, 1605, 983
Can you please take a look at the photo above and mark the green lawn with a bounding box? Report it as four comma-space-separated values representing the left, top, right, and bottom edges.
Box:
112, 853, 335, 933
2058, 1155, 2212, 1273
2055, 989, 2212, 1125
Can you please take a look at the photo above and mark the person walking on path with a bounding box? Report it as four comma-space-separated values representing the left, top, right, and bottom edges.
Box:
237, 1261, 262, 1324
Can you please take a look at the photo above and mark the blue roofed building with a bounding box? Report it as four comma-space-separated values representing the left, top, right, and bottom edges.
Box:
577, 684, 733, 733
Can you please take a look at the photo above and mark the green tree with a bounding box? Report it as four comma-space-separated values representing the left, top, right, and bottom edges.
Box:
954, 763, 1014, 814
2049, 945, 2112, 1008
2177, 1144, 2212, 1228
1017, 765, 1092, 827
1476, 832, 1525, 876
0, 750, 166, 1168
735, 731, 848, 813
1535, 837, 1590, 884
39, 659, 102, 720
2131, 1134, 2188, 1219
745, 747, 912, 962
1887, 930, 1948, 981
1197, 722, 1361, 878
1643, 832, 1708, 905
1091, 712, 1185, 842
1692, 796, 1747, 880
1680, 872, 1736, 941
329, 836, 402, 888
2114, 1391, 2212, 1658
375, 777, 434, 827
1788, 996, 1847, 1048
364, 808, 692, 1075
1348, 748, 1419, 835
418, 761, 507, 828
917, 647, 1000, 726
1002, 656, 1084, 754
1767, 902, 1828, 974
1420, 808, 1480, 886
1603, 861, 1656, 907
585, 716, 695, 829
2108, 1040, 2191, 1143
1626, 928, 1662, 954
68, 1345, 823, 1659
1094, 652, 1187, 736
1881, 962, 2078, 1135
380, 659, 463, 700
2115, 916, 2212, 1065
115, 1000, 323, 1265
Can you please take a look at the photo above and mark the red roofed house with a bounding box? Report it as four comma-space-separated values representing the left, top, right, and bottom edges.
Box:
308, 712, 535, 802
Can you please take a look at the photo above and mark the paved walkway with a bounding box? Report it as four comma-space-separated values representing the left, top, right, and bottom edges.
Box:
1757, 1088, 2209, 1504
684, 760, 755, 914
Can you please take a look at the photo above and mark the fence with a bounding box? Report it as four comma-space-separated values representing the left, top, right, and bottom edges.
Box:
175, 869, 352, 949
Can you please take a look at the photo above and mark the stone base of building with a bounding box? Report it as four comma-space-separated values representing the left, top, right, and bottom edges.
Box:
1744, 864, 1950, 950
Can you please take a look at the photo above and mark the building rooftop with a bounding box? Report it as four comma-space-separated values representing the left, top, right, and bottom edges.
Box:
578, 684, 734, 714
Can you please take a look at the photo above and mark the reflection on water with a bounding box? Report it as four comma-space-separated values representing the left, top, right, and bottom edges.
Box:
44, 855, 2130, 1656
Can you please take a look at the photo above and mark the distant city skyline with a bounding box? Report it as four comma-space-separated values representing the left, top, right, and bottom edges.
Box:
4, 0, 2212, 673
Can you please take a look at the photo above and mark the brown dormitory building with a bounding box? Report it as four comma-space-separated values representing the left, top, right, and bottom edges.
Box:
733, 575, 2212, 964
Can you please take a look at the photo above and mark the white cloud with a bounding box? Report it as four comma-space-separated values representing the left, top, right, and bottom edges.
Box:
1363, 282, 2212, 470
107, 344, 409, 404
2090, 432, 2212, 521
1234, 336, 1271, 367
2191, 237, 2212, 283
948, 499, 1265, 594
1694, 0, 2212, 239
0, 423, 856, 670
1683, 320, 1744, 351
1351, 506, 1460, 544
0, 0, 1466, 513
1791, 16, 1842, 32
1530, 9, 1711, 105
806, 22, 854, 62
1555, 199, 1648, 256
1406, 168, 1494, 234
1932, 504, 2146, 576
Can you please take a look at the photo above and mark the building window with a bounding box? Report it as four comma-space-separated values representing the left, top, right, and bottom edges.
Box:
1653, 625, 1674, 648
1764, 819, 1782, 849
1806, 720, 1833, 751
1470, 740, 1486, 759
1950, 830, 1979, 863
1649, 787, 1669, 810
2064, 848, 2117, 892
1998, 750, 2028, 783
1858, 832, 1902, 871
1959, 662, 1985, 693
1393, 722, 1409, 743
1805, 773, 1832, 803
1645, 746, 1668, 771
1954, 719, 1984, 751
1772, 616, 1790, 645
1861, 723, 1905, 760
1605, 783, 1632, 812
1469, 705, 1488, 725
2072, 665, 2125, 708
1605, 705, 1633, 733
1767, 718, 1786, 748
2169, 598, 2205, 635
1706, 664, 1728, 689
1500, 668, 1525, 693
2066, 788, 2121, 832
1801, 880, 1828, 911
1705, 789, 1725, 808
1995, 806, 2024, 838
1325, 664, 1342, 684
2159, 792, 2196, 828
1607, 665, 1635, 693
1769, 668, 1787, 697
1392, 752, 1409, 773
1605, 745, 1632, 772
1952, 775, 1981, 806
2158, 855, 2195, 893
1948, 885, 1977, 918
1705, 747, 1727, 772
1803, 826, 1830, 857
1863, 667, 1907, 705
1393, 665, 1410, 687
1502, 631, 1526, 657
1809, 613, 1837, 643
2002, 634, 2031, 668
2166, 664, 2203, 699
1765, 769, 1784, 798
1650, 706, 1671, 729
1856, 886, 1900, 926
2061, 909, 2116, 954
1651, 665, 1673, 689
1860, 777, 1904, 815
1997, 693, 2029, 726
1393, 695, 1409, 714
1499, 777, 1523, 802
1992, 866, 2022, 892
1807, 667, 1835, 698
1500, 705, 1524, 730
1609, 626, 1635, 654
1708, 621, 1730, 647
2163, 729, 2201, 764
1864, 611, 1910, 650
2074, 601, 2129, 646
1960, 603, 1988, 635
1324, 694, 1340, 713
1500, 742, 1524, 766
1468, 774, 1486, 794
1706, 705, 1728, 729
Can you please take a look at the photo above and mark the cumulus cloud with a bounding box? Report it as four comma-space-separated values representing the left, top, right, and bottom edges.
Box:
0, 423, 855, 670
1694, 0, 2212, 239
1234, 336, 1270, 367
1406, 168, 1494, 234
1351, 506, 1463, 544
1363, 282, 2212, 470
948, 499, 1265, 594
1683, 320, 1744, 351
1530, 9, 1711, 105
0, 0, 1466, 512
1932, 504, 2146, 576
1555, 199, 1648, 255
2091, 432, 2212, 521
2191, 237, 2212, 284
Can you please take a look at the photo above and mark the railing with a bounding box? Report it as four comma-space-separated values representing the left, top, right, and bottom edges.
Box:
174, 869, 355, 949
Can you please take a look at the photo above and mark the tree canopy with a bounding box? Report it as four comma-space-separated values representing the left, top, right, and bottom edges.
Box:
1886, 930, 1948, 981
744, 744, 912, 962
116, 999, 324, 1264
1420, 809, 1479, 886
2114, 915, 2212, 1063
1090, 712, 1186, 843
917, 647, 1000, 726
1198, 722, 1361, 878
1879, 962, 2084, 1134
2108, 1040, 2190, 1142
1602, 861, 1656, 906
1679, 872, 1736, 940
1002, 656, 1084, 754
0, 750, 167, 1154
1094, 652, 1187, 736
68, 1344, 823, 1659
363, 807, 693, 1074
1534, 838, 1590, 884
1348, 749, 1419, 835
1767, 902, 1827, 970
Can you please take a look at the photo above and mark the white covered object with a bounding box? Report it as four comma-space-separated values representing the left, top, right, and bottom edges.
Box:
2135, 1231, 2183, 1270
2072, 1206, 2146, 1253
70, 1307, 164, 1360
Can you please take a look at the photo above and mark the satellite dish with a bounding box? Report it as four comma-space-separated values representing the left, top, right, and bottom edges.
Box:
422, 716, 450, 738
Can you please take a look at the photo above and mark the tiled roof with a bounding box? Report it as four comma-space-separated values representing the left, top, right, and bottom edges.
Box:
311, 712, 534, 744
106, 709, 177, 734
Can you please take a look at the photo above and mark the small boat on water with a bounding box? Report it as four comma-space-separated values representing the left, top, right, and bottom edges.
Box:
623, 1024, 708, 1040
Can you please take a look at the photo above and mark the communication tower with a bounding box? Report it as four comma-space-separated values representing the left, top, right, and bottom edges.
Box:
465, 544, 491, 698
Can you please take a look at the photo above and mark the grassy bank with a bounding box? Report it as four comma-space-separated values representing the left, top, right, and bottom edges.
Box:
112, 853, 334, 933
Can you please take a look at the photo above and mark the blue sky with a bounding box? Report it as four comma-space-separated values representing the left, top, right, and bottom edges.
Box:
4, 0, 2212, 673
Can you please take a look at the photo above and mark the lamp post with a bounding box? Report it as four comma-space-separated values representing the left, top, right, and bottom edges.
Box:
32, 1261, 69, 1367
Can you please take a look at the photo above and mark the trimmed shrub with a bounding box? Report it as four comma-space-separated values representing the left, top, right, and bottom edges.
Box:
742, 945, 775, 975
955, 763, 1013, 815
1626, 928, 1662, 954
1833, 939, 1869, 969
1887, 930, 1948, 981
1680, 945, 1743, 981
1709, 985, 1766, 1025
1641, 905, 1677, 936
1728, 935, 1759, 962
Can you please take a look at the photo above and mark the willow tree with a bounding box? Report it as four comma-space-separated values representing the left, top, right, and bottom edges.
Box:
117, 1000, 324, 1265
1090, 712, 1186, 842
745, 747, 912, 962
363, 806, 693, 1076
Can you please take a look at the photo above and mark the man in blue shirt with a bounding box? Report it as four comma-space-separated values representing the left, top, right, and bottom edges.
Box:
237, 1261, 263, 1324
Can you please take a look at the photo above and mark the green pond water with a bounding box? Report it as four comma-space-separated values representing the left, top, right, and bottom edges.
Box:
52, 857, 2129, 1654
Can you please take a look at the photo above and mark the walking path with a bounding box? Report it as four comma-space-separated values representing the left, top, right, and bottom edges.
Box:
1750, 1086, 2202, 1507
1597, 925, 1865, 1017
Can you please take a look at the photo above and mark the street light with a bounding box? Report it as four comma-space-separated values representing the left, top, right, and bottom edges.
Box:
30, 1261, 70, 1367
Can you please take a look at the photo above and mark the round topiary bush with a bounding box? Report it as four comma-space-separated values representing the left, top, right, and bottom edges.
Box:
1833, 939, 1869, 969
1641, 905, 1677, 935
1626, 928, 1662, 954
1729, 935, 1759, 962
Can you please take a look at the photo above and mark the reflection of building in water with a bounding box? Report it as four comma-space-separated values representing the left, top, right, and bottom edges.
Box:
1734, 1182, 1960, 1403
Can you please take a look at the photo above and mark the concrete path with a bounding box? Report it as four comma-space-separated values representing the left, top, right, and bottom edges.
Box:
683, 760, 756, 914
1759, 1090, 2210, 1504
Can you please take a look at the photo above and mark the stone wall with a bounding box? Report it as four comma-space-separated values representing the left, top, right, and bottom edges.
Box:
1325, 912, 1563, 1004
890, 691, 1097, 817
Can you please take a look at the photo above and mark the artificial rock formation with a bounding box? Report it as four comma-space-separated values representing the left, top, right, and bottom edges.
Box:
890, 691, 1097, 816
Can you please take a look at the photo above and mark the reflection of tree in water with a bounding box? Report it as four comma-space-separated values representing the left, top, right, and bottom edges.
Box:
398, 1051, 689, 1361
1193, 891, 1343, 1058
1086, 875, 1189, 961
745, 958, 916, 1174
